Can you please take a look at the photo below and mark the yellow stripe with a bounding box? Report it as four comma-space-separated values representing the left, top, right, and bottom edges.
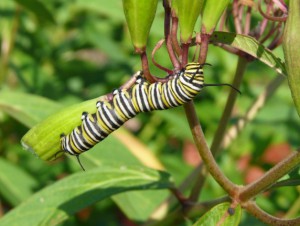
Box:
169, 84, 185, 105
81, 115, 97, 145
96, 104, 113, 134
131, 86, 141, 112
147, 85, 155, 109
113, 95, 128, 121
161, 84, 171, 108
70, 129, 83, 154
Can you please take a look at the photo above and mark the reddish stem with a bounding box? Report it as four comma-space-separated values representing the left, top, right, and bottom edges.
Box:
171, 12, 182, 57
233, 0, 242, 34
163, 0, 180, 70
140, 52, 157, 83
258, 0, 287, 22
181, 43, 190, 66
244, 6, 252, 35
152, 39, 173, 74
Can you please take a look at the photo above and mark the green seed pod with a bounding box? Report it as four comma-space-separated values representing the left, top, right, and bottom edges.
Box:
122, 0, 158, 53
201, 0, 230, 34
175, 0, 204, 43
283, 1, 300, 118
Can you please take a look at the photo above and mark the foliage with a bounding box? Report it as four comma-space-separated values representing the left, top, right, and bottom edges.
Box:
0, 0, 299, 225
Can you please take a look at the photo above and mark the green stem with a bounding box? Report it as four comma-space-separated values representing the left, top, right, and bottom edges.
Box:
240, 150, 300, 201
210, 56, 247, 155
285, 195, 300, 219
0, 6, 20, 86
183, 102, 237, 196
244, 201, 300, 226
221, 75, 285, 150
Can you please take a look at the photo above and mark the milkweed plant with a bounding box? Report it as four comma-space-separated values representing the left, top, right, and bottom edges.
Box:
0, 0, 299, 225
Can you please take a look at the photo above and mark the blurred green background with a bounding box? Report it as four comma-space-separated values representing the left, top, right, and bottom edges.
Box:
0, 0, 299, 225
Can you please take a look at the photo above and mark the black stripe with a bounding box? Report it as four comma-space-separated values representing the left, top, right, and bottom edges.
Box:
118, 93, 136, 117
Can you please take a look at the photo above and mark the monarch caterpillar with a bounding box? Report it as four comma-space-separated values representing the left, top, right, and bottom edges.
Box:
60, 62, 239, 170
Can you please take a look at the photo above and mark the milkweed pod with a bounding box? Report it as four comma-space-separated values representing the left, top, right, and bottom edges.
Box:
201, 0, 230, 34
283, 1, 300, 118
122, 0, 159, 53
175, 0, 204, 43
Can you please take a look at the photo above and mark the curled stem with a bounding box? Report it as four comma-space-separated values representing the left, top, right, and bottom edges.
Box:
141, 52, 170, 83
152, 39, 173, 74
258, 0, 288, 22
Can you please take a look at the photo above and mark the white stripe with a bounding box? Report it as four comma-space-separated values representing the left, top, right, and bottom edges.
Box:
99, 105, 115, 130
72, 130, 89, 150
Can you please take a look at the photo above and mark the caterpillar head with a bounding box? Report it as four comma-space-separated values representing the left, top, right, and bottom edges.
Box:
183, 63, 205, 84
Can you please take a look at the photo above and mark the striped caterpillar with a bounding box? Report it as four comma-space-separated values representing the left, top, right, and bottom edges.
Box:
59, 62, 238, 169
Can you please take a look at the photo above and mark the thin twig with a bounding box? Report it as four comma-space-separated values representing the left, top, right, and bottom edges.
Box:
171, 12, 182, 57
258, 0, 288, 22
152, 39, 173, 74
210, 57, 248, 155
140, 52, 157, 83
163, 0, 181, 69
267, 22, 284, 50
284, 195, 300, 219
274, 0, 288, 13
221, 75, 285, 150
259, 21, 276, 43
244, 6, 252, 34
233, 0, 242, 34
188, 164, 208, 201
239, 150, 300, 202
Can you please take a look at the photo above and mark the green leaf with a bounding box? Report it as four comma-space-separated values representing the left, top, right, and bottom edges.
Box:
21, 96, 103, 161
112, 189, 169, 221
73, 134, 168, 221
175, 0, 204, 43
154, 109, 192, 140
74, 0, 125, 22
122, 0, 159, 52
283, 1, 300, 118
0, 158, 38, 206
193, 202, 242, 226
0, 90, 62, 128
13, 0, 55, 24
201, 0, 230, 34
210, 31, 287, 76
0, 165, 173, 226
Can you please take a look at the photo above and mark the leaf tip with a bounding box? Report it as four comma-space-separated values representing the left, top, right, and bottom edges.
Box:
21, 139, 38, 157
